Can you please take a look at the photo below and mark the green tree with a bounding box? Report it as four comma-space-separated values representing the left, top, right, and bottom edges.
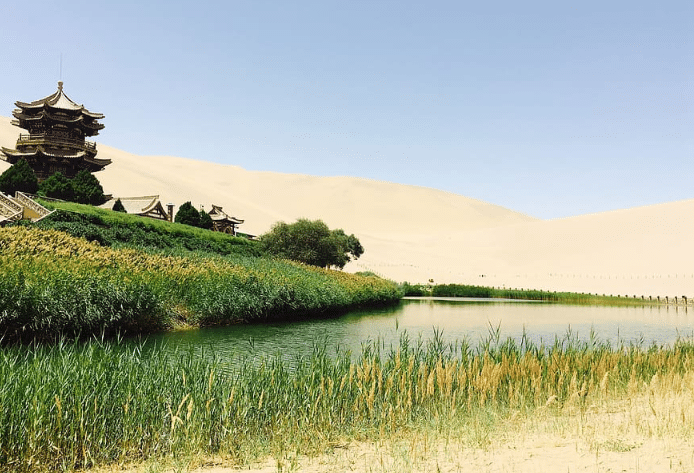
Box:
71, 170, 106, 205
198, 208, 213, 230
327, 229, 365, 269
174, 201, 201, 227
112, 198, 127, 213
38, 172, 75, 201
0, 159, 38, 195
259, 218, 364, 269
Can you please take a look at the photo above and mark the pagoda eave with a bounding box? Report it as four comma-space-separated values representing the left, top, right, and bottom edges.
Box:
3, 147, 87, 160
84, 156, 112, 167
15, 101, 44, 109
211, 215, 244, 224
82, 110, 105, 119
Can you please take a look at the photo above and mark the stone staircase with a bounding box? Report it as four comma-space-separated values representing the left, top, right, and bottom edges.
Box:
0, 192, 53, 224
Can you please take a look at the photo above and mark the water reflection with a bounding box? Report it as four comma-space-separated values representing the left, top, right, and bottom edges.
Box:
143, 298, 694, 366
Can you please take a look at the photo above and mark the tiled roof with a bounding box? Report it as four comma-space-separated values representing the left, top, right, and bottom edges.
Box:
101, 196, 161, 214
15, 82, 104, 118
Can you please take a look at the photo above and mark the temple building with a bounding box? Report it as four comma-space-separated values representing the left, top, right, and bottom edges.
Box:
100, 196, 173, 221
208, 205, 244, 235
0, 81, 109, 181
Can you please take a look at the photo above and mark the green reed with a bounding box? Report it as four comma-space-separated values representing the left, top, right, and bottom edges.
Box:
0, 227, 400, 341
2, 331, 694, 472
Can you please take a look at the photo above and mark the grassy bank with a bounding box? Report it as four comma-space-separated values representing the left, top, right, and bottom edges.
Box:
2, 332, 694, 472
0, 226, 400, 342
34, 201, 260, 257
402, 282, 664, 305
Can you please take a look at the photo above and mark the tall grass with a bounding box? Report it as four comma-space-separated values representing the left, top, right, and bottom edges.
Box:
0, 227, 400, 341
2, 332, 694, 471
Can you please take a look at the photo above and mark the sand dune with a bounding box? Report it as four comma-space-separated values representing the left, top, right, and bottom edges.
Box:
1, 116, 692, 297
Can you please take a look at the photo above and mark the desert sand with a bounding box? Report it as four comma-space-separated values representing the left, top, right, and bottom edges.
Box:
2, 115, 693, 299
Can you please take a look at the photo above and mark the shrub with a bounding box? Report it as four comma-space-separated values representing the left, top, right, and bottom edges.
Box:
0, 226, 399, 340
400, 282, 430, 296
112, 198, 126, 213
33, 207, 260, 257
0, 158, 38, 195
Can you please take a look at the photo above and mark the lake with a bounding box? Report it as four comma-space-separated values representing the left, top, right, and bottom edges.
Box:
144, 297, 694, 364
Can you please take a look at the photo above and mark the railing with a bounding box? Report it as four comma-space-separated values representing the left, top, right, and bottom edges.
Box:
0, 192, 22, 214
17, 133, 96, 151
0, 193, 23, 221
15, 192, 52, 219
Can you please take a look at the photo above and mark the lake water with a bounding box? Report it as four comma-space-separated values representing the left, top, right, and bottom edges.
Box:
144, 298, 694, 364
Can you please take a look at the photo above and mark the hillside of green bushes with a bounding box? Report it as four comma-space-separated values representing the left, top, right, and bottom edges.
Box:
33, 201, 261, 257
0, 205, 400, 342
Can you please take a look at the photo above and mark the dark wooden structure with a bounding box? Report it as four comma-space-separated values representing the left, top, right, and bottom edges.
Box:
209, 205, 244, 235
0, 81, 109, 181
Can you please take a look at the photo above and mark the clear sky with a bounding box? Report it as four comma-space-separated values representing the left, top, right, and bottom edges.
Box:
1, 0, 691, 219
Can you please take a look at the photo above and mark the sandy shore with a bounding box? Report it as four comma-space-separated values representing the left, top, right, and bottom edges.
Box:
2, 115, 693, 298
93, 386, 694, 473
184, 437, 693, 473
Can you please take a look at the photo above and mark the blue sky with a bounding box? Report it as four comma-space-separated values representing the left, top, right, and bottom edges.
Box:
1, 0, 691, 219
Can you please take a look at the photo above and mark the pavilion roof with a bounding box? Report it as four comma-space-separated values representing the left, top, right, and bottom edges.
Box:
101, 196, 163, 215
209, 204, 244, 224
15, 82, 104, 119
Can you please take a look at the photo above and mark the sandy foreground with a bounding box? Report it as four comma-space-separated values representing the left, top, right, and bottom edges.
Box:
92, 381, 694, 472
2, 116, 693, 298
93, 389, 694, 473
107, 439, 693, 473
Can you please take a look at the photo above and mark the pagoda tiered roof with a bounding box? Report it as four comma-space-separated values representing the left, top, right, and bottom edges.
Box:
12, 82, 104, 136
16, 81, 103, 114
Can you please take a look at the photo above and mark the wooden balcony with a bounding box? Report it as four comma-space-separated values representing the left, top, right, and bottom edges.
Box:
17, 133, 96, 151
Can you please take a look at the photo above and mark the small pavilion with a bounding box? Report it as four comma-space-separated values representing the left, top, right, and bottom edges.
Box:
208, 205, 244, 235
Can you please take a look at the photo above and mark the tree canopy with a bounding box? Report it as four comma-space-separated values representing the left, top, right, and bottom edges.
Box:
174, 202, 216, 230
0, 159, 38, 195
71, 170, 107, 205
38, 172, 75, 202
174, 201, 201, 227
198, 208, 213, 230
259, 218, 364, 269
37, 169, 107, 205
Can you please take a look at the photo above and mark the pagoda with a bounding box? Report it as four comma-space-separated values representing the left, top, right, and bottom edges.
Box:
1, 81, 110, 181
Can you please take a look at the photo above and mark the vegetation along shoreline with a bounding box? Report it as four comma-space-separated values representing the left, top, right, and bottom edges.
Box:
0, 199, 682, 344
401, 282, 691, 306
0, 201, 400, 344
